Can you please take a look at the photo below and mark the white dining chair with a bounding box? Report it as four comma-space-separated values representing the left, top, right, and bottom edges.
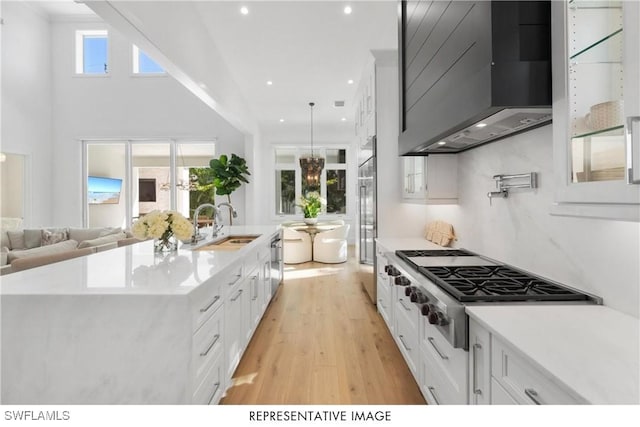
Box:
313, 224, 350, 264
282, 227, 312, 264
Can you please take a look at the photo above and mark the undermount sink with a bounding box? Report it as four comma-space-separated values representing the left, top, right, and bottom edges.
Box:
193, 235, 260, 251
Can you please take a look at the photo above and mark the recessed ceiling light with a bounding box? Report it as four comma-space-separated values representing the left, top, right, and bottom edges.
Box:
437, 141, 447, 145
266, 81, 273, 86
279, 118, 285, 123
347, 79, 354, 85
476, 123, 487, 128
240, 6, 249, 15
344, 6, 352, 15
341, 117, 347, 122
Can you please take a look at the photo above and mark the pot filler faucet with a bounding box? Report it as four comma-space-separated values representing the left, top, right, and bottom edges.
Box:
191, 203, 238, 243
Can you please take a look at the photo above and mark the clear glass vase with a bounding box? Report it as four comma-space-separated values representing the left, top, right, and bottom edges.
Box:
154, 234, 178, 254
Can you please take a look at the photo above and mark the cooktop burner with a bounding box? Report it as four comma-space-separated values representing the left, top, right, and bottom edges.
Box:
419, 265, 591, 303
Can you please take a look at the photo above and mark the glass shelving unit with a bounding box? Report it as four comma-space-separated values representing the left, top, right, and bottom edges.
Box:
568, 0, 625, 183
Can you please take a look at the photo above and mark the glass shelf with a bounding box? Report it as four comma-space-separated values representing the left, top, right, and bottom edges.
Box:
571, 125, 623, 140
570, 28, 623, 61
569, 0, 622, 10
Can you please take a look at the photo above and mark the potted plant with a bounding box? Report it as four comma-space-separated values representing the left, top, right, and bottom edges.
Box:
209, 154, 251, 225
297, 191, 326, 225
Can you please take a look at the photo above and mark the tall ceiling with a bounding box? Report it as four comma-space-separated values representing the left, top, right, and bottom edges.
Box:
28, 1, 398, 142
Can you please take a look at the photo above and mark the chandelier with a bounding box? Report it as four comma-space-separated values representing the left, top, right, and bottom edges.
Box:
160, 145, 199, 191
299, 102, 324, 189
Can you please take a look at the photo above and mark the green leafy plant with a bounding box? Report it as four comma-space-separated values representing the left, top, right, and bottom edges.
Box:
296, 191, 326, 218
209, 153, 251, 224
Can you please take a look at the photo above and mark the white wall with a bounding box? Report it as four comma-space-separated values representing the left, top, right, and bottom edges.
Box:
391, 125, 640, 318
49, 19, 247, 227
0, 153, 24, 218
1, 2, 53, 226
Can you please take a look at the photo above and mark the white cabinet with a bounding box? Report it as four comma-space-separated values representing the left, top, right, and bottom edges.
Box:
468, 319, 492, 404
420, 318, 468, 404
223, 264, 245, 381
468, 318, 587, 405
401, 155, 458, 203
552, 0, 640, 221
354, 55, 376, 146
375, 245, 393, 331
191, 307, 224, 405
393, 284, 420, 378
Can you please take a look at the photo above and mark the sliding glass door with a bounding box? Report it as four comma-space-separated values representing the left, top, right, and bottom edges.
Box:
84, 139, 215, 228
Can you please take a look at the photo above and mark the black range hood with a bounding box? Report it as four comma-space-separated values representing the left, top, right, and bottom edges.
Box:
399, 1, 552, 155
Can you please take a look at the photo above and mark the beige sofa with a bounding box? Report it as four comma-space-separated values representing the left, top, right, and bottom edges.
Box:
1, 227, 140, 275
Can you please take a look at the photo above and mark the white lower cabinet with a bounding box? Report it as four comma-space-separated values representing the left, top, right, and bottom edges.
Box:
469, 318, 587, 405
393, 291, 420, 378
420, 319, 468, 404
376, 249, 394, 333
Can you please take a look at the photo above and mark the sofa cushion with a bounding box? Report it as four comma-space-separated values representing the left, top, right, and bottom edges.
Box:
42, 229, 69, 246
24, 229, 43, 249
7, 231, 26, 250
8, 240, 79, 263
77, 232, 127, 249
68, 227, 122, 243
1, 231, 11, 250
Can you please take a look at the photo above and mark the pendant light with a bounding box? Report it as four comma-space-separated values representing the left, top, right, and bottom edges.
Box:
299, 102, 324, 189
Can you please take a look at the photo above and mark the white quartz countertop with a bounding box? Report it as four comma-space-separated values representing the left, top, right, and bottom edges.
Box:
376, 237, 451, 251
0, 225, 280, 296
466, 305, 640, 404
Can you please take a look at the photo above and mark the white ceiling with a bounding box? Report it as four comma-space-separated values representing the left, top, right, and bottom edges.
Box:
27, 0, 398, 142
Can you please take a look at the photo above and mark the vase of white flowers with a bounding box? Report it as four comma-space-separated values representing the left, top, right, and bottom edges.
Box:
131, 210, 193, 254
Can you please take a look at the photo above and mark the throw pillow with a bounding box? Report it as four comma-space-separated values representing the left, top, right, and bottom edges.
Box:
98, 227, 123, 237
6, 231, 26, 250
24, 229, 43, 249
42, 229, 69, 246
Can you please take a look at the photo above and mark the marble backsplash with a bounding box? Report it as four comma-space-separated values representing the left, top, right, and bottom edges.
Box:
417, 125, 640, 318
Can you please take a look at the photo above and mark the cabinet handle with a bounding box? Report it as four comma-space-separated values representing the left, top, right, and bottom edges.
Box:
398, 334, 412, 351
377, 298, 386, 309
427, 337, 449, 360
627, 117, 640, 184
228, 273, 242, 286
200, 334, 220, 357
398, 298, 412, 311
427, 386, 441, 405
524, 388, 543, 405
207, 382, 221, 405
199, 295, 220, 313
472, 343, 482, 396
230, 289, 243, 302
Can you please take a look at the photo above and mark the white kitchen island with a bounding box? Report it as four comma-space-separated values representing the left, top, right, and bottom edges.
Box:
0, 225, 282, 404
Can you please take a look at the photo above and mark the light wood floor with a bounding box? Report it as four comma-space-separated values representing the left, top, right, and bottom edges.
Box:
220, 247, 426, 405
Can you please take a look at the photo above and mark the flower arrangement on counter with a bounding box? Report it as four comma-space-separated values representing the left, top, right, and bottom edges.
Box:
131, 210, 193, 252
296, 191, 326, 219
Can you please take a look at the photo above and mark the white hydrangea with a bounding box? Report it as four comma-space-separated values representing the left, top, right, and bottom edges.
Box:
131, 210, 193, 242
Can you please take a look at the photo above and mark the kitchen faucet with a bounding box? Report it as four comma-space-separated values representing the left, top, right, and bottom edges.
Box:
191, 203, 223, 243
217, 202, 238, 224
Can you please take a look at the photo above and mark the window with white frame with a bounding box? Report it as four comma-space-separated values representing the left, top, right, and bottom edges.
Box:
132, 45, 165, 74
75, 30, 108, 74
274, 146, 348, 216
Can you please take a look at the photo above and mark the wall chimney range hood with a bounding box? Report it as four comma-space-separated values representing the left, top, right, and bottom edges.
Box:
399, 1, 552, 155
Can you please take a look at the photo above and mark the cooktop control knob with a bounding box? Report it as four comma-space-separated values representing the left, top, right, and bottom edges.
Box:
404, 286, 416, 296
387, 266, 400, 277
411, 292, 428, 304
428, 311, 448, 326
421, 303, 435, 316
395, 276, 410, 286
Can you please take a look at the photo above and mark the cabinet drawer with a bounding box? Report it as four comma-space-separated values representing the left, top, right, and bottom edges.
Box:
192, 307, 224, 384
421, 343, 466, 405
491, 336, 585, 405
394, 309, 419, 377
395, 294, 419, 332
192, 280, 223, 331
192, 352, 224, 405
420, 320, 468, 401
490, 377, 518, 405
222, 264, 244, 295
